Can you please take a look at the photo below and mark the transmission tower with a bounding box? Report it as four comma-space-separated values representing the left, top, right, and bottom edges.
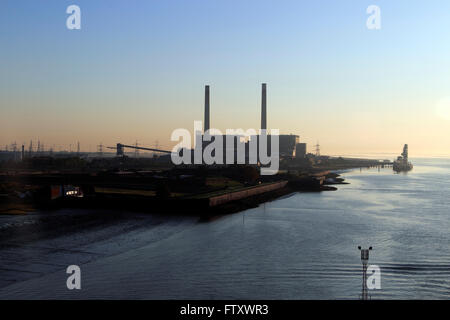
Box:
314, 141, 321, 157
153, 140, 159, 158
134, 140, 139, 158
12, 142, 17, 161
97, 143, 104, 158
28, 140, 33, 156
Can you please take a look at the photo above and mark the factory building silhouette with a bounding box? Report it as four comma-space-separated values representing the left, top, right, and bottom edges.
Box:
194, 83, 305, 165
111, 83, 307, 164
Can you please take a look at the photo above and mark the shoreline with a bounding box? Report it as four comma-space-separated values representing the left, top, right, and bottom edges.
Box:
0, 170, 350, 217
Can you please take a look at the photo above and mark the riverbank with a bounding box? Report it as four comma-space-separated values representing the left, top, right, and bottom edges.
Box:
0, 171, 345, 217
0, 167, 346, 216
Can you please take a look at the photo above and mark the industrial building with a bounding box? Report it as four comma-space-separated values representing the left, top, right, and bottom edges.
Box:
295, 143, 307, 159
279, 134, 299, 158
201, 83, 305, 163
112, 83, 309, 165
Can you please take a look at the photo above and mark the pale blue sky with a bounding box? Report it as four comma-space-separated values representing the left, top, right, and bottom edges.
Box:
1, 1, 450, 156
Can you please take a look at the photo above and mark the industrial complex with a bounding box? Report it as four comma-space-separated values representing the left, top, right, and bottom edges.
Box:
0, 83, 392, 217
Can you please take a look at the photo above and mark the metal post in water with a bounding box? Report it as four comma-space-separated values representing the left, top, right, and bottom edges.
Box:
358, 246, 372, 300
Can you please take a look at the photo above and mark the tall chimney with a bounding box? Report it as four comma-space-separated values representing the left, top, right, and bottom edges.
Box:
261, 83, 267, 130
204, 85, 210, 133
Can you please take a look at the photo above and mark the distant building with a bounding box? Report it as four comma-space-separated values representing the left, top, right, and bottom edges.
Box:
295, 143, 307, 159
199, 134, 247, 164
279, 134, 299, 158
248, 134, 298, 159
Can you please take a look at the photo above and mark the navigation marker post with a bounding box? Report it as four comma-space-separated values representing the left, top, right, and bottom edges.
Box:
358, 246, 372, 300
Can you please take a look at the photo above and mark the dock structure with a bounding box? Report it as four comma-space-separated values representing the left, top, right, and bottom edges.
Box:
207, 181, 288, 207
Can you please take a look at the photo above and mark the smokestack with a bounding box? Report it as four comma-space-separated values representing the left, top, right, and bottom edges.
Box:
261, 83, 267, 130
204, 85, 210, 133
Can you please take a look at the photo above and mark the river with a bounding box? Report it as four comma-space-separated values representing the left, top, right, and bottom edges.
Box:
0, 158, 449, 299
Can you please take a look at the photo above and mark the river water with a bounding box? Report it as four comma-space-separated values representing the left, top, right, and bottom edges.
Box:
0, 158, 449, 299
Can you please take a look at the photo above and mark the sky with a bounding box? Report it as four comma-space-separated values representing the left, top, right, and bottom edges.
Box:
1, 0, 450, 157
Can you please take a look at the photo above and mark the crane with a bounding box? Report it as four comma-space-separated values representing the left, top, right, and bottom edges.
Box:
107, 143, 174, 157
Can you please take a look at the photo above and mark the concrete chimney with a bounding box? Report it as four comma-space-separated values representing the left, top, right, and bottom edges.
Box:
204, 85, 210, 133
261, 83, 267, 130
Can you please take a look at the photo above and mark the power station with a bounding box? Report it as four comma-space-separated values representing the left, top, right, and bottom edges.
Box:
110, 83, 306, 163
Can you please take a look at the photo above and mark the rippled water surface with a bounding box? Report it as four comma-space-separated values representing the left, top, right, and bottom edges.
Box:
1, 158, 449, 299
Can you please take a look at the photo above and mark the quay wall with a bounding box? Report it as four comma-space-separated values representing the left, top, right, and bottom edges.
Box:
209, 181, 288, 207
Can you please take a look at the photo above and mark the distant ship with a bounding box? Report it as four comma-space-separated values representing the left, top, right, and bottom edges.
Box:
393, 144, 413, 172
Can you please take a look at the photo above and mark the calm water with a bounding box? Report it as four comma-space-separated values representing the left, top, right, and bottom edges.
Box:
1, 158, 449, 299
